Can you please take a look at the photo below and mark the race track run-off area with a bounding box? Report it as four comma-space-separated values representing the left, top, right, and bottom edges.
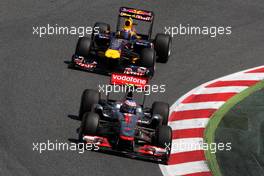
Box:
160, 66, 264, 176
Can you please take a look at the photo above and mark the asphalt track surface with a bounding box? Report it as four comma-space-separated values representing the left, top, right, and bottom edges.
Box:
1, 0, 264, 176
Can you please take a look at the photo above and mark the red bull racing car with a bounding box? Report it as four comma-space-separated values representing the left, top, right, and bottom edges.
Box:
69, 7, 172, 78
77, 74, 172, 163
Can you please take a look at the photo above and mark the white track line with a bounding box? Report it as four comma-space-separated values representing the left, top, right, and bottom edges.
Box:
169, 118, 209, 130
174, 102, 225, 111
192, 86, 248, 94
160, 160, 210, 176
220, 73, 264, 81
171, 138, 204, 154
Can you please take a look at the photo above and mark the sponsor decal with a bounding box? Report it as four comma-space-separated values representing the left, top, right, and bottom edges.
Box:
111, 73, 148, 87
124, 67, 147, 76
74, 59, 96, 68
121, 7, 152, 16
120, 12, 152, 21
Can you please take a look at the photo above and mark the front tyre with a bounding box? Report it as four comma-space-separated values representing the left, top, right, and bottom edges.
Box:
75, 37, 92, 57
154, 34, 172, 63
141, 48, 156, 76
155, 125, 172, 148
155, 125, 172, 163
78, 112, 99, 141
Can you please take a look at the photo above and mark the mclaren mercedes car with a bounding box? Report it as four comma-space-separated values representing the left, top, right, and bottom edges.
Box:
77, 74, 172, 163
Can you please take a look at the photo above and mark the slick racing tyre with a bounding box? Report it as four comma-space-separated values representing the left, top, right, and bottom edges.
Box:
141, 48, 155, 72
155, 125, 172, 164
79, 89, 99, 119
155, 125, 172, 156
75, 37, 91, 57
152, 101, 169, 125
154, 33, 172, 63
79, 112, 99, 141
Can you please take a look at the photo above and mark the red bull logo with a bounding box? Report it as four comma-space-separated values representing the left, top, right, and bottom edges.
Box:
121, 7, 152, 17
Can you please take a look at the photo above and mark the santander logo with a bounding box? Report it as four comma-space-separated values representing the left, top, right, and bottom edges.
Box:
111, 73, 147, 87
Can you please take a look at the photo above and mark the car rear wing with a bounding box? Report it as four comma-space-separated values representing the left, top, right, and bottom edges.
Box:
119, 7, 154, 22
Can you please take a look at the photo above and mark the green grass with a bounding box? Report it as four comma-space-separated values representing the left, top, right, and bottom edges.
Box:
204, 80, 264, 176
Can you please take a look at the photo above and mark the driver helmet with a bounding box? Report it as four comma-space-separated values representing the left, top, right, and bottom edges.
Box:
123, 17, 133, 31
121, 99, 137, 114
120, 18, 134, 39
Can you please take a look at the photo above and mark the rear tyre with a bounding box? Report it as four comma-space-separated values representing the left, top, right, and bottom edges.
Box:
154, 34, 172, 63
92, 22, 111, 48
79, 89, 99, 119
93, 22, 110, 35
79, 112, 99, 141
152, 101, 169, 125
75, 37, 91, 57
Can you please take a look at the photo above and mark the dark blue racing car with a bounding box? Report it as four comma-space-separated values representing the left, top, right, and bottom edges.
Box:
69, 7, 172, 78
